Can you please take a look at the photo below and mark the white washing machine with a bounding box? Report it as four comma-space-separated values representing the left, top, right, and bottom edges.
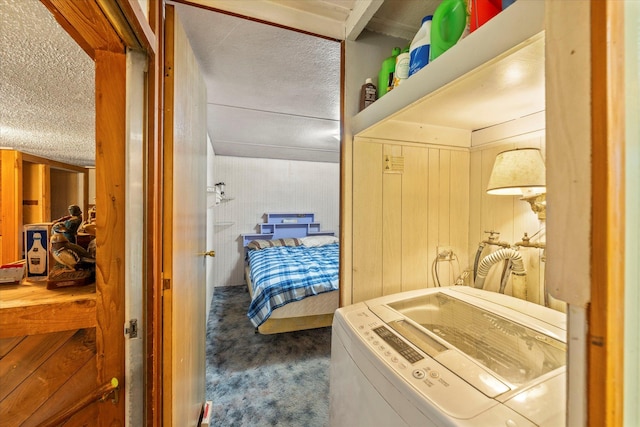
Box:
329, 286, 566, 427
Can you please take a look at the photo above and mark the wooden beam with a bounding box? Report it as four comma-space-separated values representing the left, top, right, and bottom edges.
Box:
40, 0, 125, 58
162, 7, 176, 424
589, 1, 626, 426
20, 152, 87, 174
0, 283, 96, 339
145, 0, 165, 424
95, 0, 157, 54
345, 0, 383, 41
94, 48, 127, 424
0, 150, 23, 264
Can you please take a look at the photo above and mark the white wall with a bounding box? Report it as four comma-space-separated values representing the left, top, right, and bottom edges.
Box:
210, 156, 339, 287
205, 135, 216, 318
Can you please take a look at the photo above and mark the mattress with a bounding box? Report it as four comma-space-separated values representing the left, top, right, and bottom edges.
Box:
246, 242, 339, 327
245, 265, 338, 319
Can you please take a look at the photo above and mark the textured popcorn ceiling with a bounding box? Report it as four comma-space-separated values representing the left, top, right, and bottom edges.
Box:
0, 0, 95, 167
0, 0, 439, 166
175, 3, 342, 163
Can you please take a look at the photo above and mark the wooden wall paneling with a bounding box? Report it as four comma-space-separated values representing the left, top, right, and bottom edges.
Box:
82, 167, 89, 224
0, 336, 24, 358
479, 145, 514, 293
437, 150, 452, 285
1, 150, 23, 264
0, 328, 96, 426
27, 341, 99, 426
468, 148, 483, 282
62, 402, 99, 427
0, 330, 75, 402
449, 149, 470, 282
427, 148, 439, 287
382, 144, 403, 296
43, 165, 51, 222
352, 138, 383, 303
513, 137, 545, 303
50, 168, 79, 219
94, 48, 127, 424
519, 246, 541, 303
401, 145, 429, 291
22, 163, 48, 224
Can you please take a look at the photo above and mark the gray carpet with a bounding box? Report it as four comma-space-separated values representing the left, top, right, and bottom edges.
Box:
205, 286, 332, 426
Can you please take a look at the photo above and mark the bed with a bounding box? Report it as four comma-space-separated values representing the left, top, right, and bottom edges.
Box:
242, 213, 339, 334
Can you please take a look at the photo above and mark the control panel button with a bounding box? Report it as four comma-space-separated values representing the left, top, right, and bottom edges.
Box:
412, 369, 426, 379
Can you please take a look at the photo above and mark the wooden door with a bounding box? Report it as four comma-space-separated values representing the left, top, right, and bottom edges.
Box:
162, 6, 208, 426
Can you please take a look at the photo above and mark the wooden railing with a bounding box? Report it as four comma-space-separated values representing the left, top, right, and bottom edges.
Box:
41, 378, 119, 427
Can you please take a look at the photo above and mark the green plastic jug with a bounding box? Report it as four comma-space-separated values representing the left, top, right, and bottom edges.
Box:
378, 47, 401, 98
430, 0, 468, 61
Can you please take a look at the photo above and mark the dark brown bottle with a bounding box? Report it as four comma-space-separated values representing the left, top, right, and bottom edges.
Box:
359, 78, 377, 111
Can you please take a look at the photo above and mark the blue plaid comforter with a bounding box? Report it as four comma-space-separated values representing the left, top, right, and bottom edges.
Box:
247, 243, 339, 327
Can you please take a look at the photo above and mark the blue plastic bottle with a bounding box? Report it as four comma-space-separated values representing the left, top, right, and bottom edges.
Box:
409, 15, 433, 76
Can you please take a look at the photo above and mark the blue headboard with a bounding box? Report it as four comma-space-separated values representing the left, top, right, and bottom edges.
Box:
241, 213, 335, 247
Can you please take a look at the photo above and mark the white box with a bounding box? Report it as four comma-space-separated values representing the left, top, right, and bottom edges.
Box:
24, 223, 54, 279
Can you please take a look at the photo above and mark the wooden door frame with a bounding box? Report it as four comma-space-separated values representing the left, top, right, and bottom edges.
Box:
589, 1, 625, 425
39, 0, 163, 425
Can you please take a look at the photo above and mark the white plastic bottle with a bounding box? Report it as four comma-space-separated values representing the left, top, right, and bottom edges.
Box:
27, 232, 46, 274
393, 47, 410, 88
409, 15, 433, 77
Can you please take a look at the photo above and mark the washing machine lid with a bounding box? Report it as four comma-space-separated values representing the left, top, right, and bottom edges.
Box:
370, 290, 566, 397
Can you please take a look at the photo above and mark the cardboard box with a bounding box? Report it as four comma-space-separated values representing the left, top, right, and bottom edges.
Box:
24, 223, 54, 280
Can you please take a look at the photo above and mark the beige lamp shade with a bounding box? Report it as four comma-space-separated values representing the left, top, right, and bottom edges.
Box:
486, 148, 546, 195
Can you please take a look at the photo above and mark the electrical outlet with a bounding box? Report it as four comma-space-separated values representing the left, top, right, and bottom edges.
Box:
437, 246, 453, 261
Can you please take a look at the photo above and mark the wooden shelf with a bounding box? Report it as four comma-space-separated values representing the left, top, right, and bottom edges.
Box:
0, 280, 96, 338
352, 0, 545, 145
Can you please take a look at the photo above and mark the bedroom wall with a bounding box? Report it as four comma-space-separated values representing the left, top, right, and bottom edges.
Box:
210, 155, 340, 288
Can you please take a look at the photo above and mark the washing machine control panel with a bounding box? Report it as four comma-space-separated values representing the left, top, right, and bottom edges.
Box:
345, 308, 497, 420
372, 326, 424, 363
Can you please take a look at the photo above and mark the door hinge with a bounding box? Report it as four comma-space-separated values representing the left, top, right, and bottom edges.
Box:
125, 319, 138, 338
